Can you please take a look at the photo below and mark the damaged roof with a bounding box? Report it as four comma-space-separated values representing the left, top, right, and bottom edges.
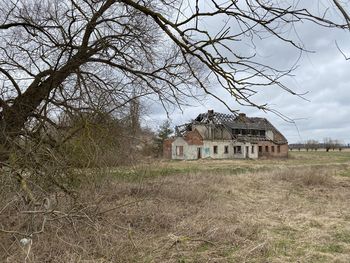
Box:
178, 110, 287, 144
194, 111, 236, 124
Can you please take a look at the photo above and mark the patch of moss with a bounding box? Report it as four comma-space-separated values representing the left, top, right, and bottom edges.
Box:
317, 243, 344, 253
272, 238, 295, 256
334, 230, 350, 243
338, 169, 350, 177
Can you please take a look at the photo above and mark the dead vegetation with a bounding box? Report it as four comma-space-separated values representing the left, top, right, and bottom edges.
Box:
1, 152, 350, 262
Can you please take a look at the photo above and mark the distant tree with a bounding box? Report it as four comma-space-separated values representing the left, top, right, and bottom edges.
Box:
129, 93, 141, 136
155, 120, 173, 157
334, 139, 344, 151
57, 110, 141, 167
323, 138, 337, 152
306, 140, 319, 151
296, 142, 303, 152
305, 140, 310, 152
332, 140, 336, 151
324, 138, 331, 152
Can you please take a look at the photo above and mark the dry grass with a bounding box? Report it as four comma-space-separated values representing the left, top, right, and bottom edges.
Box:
1, 152, 350, 262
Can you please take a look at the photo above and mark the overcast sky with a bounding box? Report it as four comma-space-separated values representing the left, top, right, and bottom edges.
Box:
145, 1, 350, 144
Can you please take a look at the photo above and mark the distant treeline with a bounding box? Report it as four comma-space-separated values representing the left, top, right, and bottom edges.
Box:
289, 138, 350, 152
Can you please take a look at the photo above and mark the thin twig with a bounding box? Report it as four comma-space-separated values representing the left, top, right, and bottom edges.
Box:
0, 199, 16, 214
98, 198, 148, 215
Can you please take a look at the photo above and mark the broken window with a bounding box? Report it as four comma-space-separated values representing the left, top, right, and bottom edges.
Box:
224, 146, 229, 154
234, 146, 242, 154
259, 130, 266, 137
259, 146, 262, 153
277, 145, 281, 153
251, 146, 254, 154
232, 129, 242, 135
265, 146, 269, 152
176, 146, 184, 156
272, 146, 275, 152
213, 145, 218, 154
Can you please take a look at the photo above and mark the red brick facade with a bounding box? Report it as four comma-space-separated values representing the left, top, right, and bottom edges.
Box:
163, 138, 174, 159
162, 129, 203, 159
257, 141, 288, 158
184, 129, 203, 145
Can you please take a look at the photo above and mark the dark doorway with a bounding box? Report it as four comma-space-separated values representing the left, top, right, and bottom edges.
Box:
246, 146, 249, 158
197, 147, 202, 159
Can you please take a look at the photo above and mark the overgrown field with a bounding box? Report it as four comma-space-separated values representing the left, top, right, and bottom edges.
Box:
1, 151, 350, 262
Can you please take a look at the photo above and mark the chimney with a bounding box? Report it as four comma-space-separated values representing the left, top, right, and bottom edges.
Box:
208, 109, 214, 120
237, 113, 247, 121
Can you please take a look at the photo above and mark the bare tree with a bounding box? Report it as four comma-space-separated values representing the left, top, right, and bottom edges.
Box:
306, 139, 319, 151
0, 0, 349, 162
334, 139, 344, 151
333, 0, 350, 59
1, 2, 349, 259
323, 137, 338, 152
333, 0, 350, 28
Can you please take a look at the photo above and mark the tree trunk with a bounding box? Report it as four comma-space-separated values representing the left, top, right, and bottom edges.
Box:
0, 52, 90, 161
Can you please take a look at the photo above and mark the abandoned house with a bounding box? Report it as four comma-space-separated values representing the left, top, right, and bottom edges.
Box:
163, 110, 288, 160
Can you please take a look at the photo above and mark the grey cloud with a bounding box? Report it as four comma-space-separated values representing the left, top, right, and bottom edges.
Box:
146, 2, 350, 143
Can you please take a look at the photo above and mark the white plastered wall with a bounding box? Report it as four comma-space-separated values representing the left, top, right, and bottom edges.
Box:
266, 130, 274, 141
171, 137, 258, 160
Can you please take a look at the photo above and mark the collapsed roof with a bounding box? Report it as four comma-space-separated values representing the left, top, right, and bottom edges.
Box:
176, 110, 287, 144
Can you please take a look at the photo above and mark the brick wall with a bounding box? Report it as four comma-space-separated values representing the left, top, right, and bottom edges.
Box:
274, 131, 286, 142
184, 129, 203, 145
163, 139, 174, 159
257, 141, 288, 158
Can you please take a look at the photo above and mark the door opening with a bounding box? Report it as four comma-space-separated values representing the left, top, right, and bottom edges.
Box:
197, 148, 202, 159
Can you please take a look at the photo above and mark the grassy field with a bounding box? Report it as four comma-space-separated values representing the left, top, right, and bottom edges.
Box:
2, 151, 350, 262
